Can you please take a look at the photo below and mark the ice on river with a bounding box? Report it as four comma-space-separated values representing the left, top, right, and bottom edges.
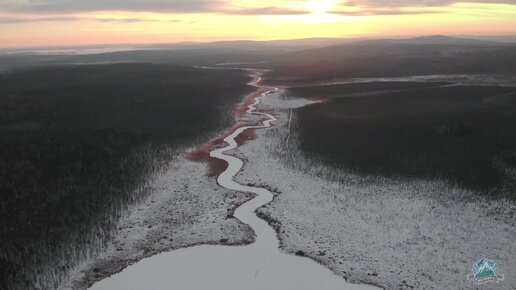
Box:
88, 242, 378, 290
88, 70, 379, 290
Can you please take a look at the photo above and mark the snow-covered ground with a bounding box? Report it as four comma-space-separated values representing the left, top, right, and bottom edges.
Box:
83, 72, 380, 290
62, 72, 515, 290
61, 155, 255, 289
288, 74, 516, 88
232, 92, 516, 290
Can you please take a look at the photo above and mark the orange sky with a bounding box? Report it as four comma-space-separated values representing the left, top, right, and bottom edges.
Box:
0, 0, 515, 48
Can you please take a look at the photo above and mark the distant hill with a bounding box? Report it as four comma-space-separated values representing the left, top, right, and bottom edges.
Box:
275, 36, 513, 62
1, 35, 516, 74
265, 36, 516, 81
394, 35, 506, 46
143, 37, 351, 52
464, 35, 516, 44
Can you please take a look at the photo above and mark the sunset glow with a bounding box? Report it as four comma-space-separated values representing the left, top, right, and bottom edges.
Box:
297, 0, 339, 14
0, 1, 515, 48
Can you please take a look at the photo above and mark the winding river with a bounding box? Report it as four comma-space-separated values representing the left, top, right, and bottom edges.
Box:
89, 71, 379, 290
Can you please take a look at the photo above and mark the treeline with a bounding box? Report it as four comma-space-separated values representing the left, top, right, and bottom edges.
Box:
291, 83, 516, 198
0, 63, 252, 289
266, 47, 516, 83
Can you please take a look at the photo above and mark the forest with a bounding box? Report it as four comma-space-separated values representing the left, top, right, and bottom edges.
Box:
0, 63, 251, 289
290, 82, 516, 198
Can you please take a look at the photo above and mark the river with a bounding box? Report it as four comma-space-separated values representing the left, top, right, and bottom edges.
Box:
88, 71, 379, 290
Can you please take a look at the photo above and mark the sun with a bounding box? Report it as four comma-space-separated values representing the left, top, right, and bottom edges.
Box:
270, 0, 343, 24
299, 0, 339, 15
285, 0, 342, 23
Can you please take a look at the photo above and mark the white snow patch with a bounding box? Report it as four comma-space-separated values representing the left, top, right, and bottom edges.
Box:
85, 72, 380, 290
60, 155, 254, 289
232, 91, 516, 290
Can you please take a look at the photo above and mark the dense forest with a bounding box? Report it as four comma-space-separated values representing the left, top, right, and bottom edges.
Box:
290, 82, 516, 198
0, 63, 252, 289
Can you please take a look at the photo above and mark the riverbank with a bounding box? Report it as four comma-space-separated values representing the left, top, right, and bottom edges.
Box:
83, 71, 380, 290
0, 64, 254, 290
57, 75, 262, 289
232, 91, 516, 290
63, 70, 266, 289
61, 152, 255, 289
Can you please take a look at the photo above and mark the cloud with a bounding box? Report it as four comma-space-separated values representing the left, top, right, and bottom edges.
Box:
342, 0, 516, 8
0, 0, 310, 16
96, 17, 165, 23
330, 8, 445, 16
0, 16, 78, 23
218, 6, 309, 15
0, 0, 224, 13
0, 16, 174, 24
329, 0, 516, 16
1, 0, 514, 17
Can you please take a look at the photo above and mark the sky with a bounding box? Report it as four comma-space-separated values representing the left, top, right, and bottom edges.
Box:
0, 0, 515, 48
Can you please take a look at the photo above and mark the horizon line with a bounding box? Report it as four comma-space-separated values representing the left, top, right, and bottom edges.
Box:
2, 33, 516, 51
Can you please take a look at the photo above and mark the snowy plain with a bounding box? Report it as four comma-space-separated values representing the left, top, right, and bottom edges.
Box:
83, 72, 379, 290
232, 90, 516, 290
59, 152, 255, 289
62, 70, 515, 290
